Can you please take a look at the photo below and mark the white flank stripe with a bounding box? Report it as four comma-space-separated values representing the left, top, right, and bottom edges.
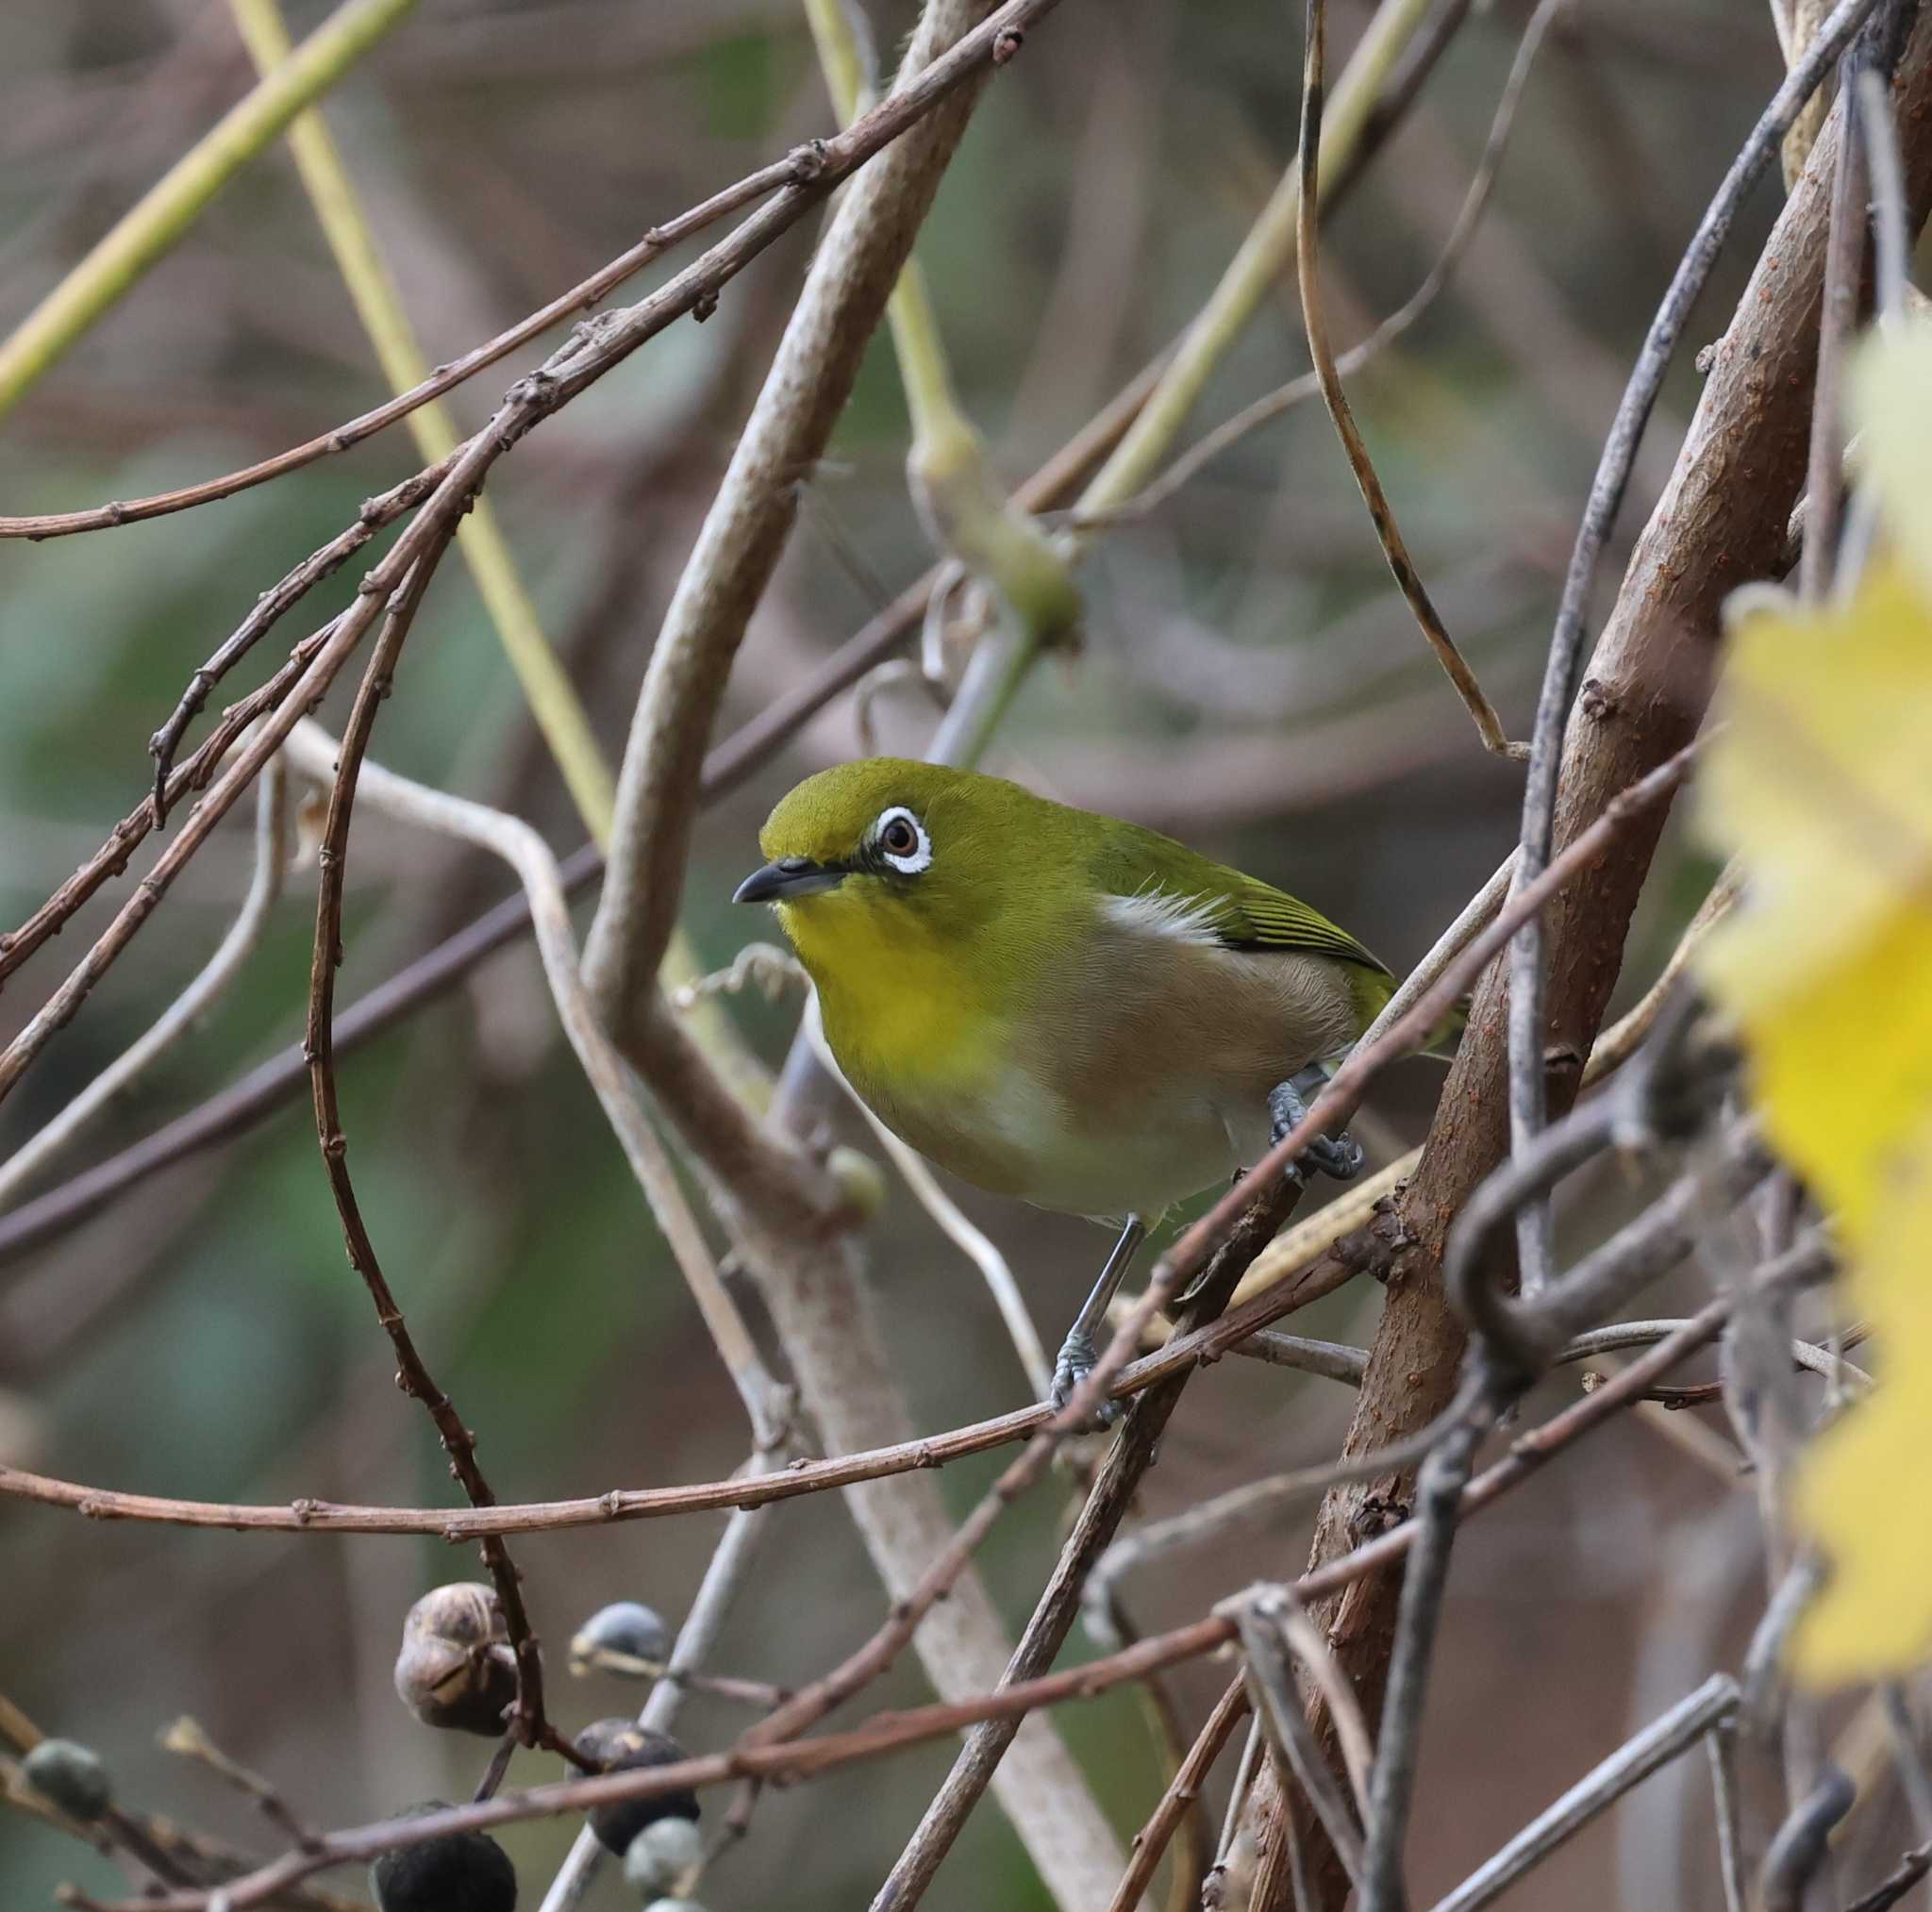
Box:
1103, 884, 1223, 946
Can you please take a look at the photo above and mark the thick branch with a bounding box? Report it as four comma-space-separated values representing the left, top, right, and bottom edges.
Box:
1233, 23, 1932, 1907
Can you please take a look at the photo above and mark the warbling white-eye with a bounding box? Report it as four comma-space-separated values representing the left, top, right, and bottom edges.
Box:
736, 758, 1396, 1408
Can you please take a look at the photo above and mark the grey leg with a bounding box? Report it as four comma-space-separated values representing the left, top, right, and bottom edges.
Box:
1268, 1065, 1366, 1184
1049, 1215, 1147, 1420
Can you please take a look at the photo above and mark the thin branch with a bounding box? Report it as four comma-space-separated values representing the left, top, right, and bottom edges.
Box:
0, 0, 422, 422
1844, 1844, 1932, 1912
1798, 41, 1872, 600
1105, 1678, 1250, 1912
1707, 1725, 1748, 1912
0, 1255, 1365, 1538
1293, 0, 1522, 759
0, 158, 802, 541
1100, 0, 1566, 525
227, 0, 616, 837
1759, 1768, 1857, 1912
283, 722, 788, 1442
1857, 65, 1912, 320
537, 1481, 776, 1912
300, 541, 576, 1758
1357, 1400, 1491, 1912
1424, 1676, 1740, 1912
0, 752, 286, 1209
84, 1254, 1818, 1912
159, 1718, 319, 1854
0, 0, 1065, 1110
1503, 0, 1883, 1299
1238, 1597, 1366, 1893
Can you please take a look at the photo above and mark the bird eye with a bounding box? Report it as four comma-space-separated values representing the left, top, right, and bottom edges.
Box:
873, 806, 932, 874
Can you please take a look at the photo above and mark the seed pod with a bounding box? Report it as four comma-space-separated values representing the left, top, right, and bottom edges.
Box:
569, 1601, 671, 1675
393, 1584, 517, 1737
622, 1816, 704, 1894
572, 1719, 699, 1855
370, 1804, 517, 1912
22, 1739, 111, 1821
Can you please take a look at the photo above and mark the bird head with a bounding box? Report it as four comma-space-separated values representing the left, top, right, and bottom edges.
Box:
734, 758, 1031, 961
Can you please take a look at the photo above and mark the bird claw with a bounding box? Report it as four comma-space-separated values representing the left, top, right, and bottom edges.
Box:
1268, 1077, 1366, 1185
1049, 1331, 1122, 1427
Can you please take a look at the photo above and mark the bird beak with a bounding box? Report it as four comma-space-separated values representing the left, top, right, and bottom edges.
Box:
733, 856, 845, 904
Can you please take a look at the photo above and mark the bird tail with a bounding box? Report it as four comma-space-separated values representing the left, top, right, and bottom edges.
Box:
1352, 968, 1468, 1061
1419, 996, 1469, 1062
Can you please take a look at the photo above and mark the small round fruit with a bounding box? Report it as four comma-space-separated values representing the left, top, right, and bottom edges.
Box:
22, 1739, 111, 1821
622, 1816, 705, 1894
370, 1803, 517, 1912
393, 1584, 517, 1737
573, 1719, 699, 1855
569, 1601, 671, 1673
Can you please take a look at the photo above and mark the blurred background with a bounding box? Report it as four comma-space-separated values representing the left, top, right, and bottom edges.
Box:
0, 1, 1890, 1905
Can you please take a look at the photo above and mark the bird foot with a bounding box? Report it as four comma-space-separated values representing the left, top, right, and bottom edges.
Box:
1268, 1075, 1365, 1185
1049, 1330, 1122, 1427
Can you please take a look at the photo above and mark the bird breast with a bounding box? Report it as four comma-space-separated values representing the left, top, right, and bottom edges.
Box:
832, 914, 1364, 1222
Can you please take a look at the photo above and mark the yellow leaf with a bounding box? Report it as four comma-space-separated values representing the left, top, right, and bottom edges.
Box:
1698, 563, 1932, 1244
1696, 323, 1932, 1685
1789, 1140, 1932, 1680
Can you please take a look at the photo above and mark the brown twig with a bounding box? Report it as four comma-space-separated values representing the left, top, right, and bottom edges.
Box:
0, 1241, 1366, 1537
1797, 41, 1872, 600
1292, 0, 1523, 760
0, 0, 1068, 1094
1234, 26, 1932, 1902
299, 542, 574, 1761
81, 1254, 1809, 1912
1101, 0, 1569, 527
1106, 1677, 1251, 1912
0, 163, 803, 543
159, 1717, 320, 1854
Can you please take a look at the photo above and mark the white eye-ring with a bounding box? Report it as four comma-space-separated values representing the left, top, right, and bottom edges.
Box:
872, 806, 932, 875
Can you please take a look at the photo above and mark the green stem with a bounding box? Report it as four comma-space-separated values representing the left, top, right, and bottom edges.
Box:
800, 0, 1078, 671
0, 0, 422, 423
1076, 0, 1439, 516
226, 0, 616, 844
228, 0, 755, 1092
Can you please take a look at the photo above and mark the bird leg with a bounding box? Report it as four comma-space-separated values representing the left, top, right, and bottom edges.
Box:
1049, 1215, 1147, 1422
1268, 1066, 1365, 1184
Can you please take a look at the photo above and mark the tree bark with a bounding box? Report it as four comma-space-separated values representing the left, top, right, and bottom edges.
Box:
1229, 24, 1932, 1906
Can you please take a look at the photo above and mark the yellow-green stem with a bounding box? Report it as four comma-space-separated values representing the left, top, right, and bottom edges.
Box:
227, 0, 615, 842
229, 0, 752, 1086
0, 0, 422, 422
1077, 0, 1439, 515
801, 0, 965, 448
800, 0, 1077, 672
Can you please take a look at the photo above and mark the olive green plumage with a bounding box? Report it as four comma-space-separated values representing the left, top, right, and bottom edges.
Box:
738, 759, 1395, 1221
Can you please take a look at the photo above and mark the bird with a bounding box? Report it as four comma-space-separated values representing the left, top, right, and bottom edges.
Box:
735, 757, 1397, 1411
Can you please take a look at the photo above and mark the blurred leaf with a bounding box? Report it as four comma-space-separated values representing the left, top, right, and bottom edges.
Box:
1697, 324, 1932, 1683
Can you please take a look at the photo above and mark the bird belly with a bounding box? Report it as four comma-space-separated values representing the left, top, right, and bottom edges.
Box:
860, 1054, 1241, 1220
813, 926, 1363, 1222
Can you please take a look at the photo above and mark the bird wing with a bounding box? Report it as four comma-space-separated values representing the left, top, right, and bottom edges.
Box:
1090, 823, 1390, 975
1210, 873, 1389, 973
